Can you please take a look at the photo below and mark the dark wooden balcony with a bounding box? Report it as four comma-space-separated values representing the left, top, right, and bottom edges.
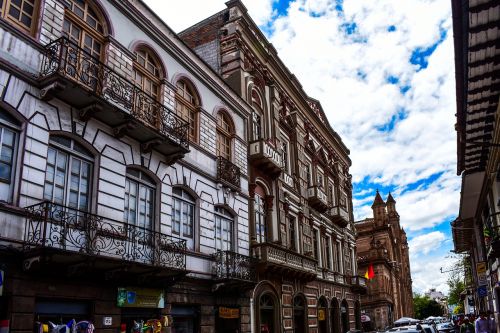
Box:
253, 242, 317, 281
350, 275, 368, 294
38, 37, 189, 163
23, 201, 187, 286
249, 139, 284, 177
217, 156, 241, 190
212, 250, 257, 292
328, 206, 349, 227
307, 186, 328, 212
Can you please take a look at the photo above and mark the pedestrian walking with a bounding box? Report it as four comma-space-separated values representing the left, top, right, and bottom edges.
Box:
461, 317, 475, 333
476, 312, 491, 333
489, 311, 497, 333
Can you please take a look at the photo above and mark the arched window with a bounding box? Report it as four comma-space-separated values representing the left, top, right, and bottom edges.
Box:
0, 0, 40, 35
259, 293, 276, 333
133, 47, 162, 100
251, 90, 263, 141
124, 169, 155, 230
172, 187, 195, 250
254, 184, 267, 244
63, 0, 107, 59
216, 111, 233, 160
43, 136, 93, 211
175, 79, 198, 142
214, 206, 233, 251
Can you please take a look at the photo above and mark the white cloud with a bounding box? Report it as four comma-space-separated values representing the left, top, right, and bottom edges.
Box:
409, 231, 446, 256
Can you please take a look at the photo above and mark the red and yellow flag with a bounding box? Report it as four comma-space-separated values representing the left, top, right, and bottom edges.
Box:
364, 263, 375, 280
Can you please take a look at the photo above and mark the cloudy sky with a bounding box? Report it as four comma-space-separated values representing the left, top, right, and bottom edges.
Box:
143, 0, 460, 294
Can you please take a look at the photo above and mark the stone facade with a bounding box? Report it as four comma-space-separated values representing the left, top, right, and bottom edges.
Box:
180, 2, 366, 333
0, 1, 254, 333
355, 192, 414, 330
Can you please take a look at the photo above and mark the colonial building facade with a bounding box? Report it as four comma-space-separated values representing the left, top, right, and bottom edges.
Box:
0, 0, 255, 332
451, 0, 500, 327
355, 192, 413, 330
180, 1, 367, 333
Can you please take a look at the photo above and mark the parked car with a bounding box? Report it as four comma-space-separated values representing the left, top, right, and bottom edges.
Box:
437, 322, 456, 333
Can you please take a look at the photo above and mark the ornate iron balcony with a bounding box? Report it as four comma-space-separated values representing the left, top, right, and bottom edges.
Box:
24, 201, 187, 270
213, 250, 257, 282
39, 37, 189, 153
217, 156, 241, 189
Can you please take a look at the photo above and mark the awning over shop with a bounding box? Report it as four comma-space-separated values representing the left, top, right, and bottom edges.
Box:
459, 171, 485, 220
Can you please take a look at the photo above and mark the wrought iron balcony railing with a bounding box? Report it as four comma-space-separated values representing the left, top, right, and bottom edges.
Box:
213, 250, 257, 282
39, 37, 189, 150
217, 156, 241, 189
24, 201, 186, 270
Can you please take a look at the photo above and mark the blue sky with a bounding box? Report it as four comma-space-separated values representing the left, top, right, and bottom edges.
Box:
145, 0, 460, 294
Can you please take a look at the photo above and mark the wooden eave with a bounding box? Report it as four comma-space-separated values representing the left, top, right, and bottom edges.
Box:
453, 0, 500, 175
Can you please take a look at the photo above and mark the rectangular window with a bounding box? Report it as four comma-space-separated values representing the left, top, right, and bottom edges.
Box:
44, 147, 91, 211
0, 123, 17, 203
3, 0, 38, 35
0, 125, 16, 183
282, 141, 289, 172
252, 113, 261, 141
323, 236, 331, 270
306, 165, 311, 187
312, 229, 318, 259
317, 169, 324, 188
215, 214, 232, 251
172, 197, 194, 238
289, 216, 296, 251
124, 178, 154, 230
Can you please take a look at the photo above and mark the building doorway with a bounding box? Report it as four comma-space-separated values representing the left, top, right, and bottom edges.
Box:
170, 305, 200, 333
341, 300, 349, 333
293, 295, 307, 333
331, 298, 340, 333
318, 297, 328, 333
354, 301, 361, 330
259, 293, 276, 333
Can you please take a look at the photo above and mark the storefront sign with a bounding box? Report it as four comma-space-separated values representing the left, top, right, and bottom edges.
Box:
477, 262, 487, 274
318, 309, 325, 321
117, 288, 164, 308
219, 307, 239, 319
103, 317, 112, 326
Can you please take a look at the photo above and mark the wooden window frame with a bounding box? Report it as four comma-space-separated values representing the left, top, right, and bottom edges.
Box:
216, 111, 234, 160
133, 47, 162, 100
175, 80, 199, 142
1, 0, 40, 36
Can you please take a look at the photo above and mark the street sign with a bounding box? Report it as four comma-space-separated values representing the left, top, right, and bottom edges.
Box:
478, 285, 488, 297
477, 262, 487, 274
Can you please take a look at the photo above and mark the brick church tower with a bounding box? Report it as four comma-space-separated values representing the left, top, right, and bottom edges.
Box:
355, 191, 414, 330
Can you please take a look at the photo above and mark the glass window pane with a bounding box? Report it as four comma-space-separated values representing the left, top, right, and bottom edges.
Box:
0, 162, 11, 180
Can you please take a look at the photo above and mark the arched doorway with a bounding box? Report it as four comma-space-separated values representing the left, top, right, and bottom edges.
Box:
354, 301, 361, 330
259, 293, 277, 333
341, 300, 349, 333
331, 298, 340, 333
293, 295, 307, 333
318, 297, 328, 333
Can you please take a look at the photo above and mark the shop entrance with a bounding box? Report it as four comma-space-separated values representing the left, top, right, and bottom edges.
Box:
121, 308, 161, 333
215, 306, 240, 333
34, 299, 92, 331
171, 305, 200, 333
